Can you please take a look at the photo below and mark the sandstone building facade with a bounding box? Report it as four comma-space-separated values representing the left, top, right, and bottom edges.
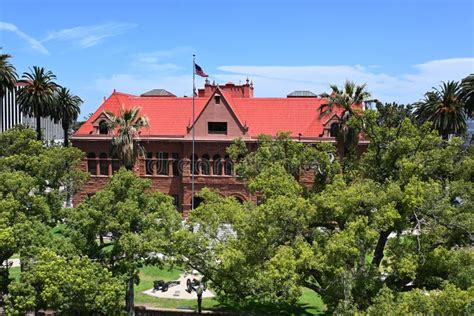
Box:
72, 81, 365, 216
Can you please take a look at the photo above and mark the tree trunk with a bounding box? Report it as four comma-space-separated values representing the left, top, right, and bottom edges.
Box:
36, 115, 42, 141
372, 230, 391, 267
63, 122, 69, 147
126, 275, 135, 316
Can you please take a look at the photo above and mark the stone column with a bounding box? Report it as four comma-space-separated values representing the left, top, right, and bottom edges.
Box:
95, 158, 100, 176
168, 158, 174, 176
209, 159, 214, 176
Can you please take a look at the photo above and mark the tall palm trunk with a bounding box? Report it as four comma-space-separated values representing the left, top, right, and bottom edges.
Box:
62, 121, 69, 147
36, 114, 42, 141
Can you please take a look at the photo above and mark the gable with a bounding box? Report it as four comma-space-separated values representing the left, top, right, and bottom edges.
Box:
187, 89, 248, 139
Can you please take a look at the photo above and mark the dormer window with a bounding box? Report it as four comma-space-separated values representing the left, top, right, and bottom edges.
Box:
208, 122, 227, 134
214, 95, 221, 104
98, 120, 108, 135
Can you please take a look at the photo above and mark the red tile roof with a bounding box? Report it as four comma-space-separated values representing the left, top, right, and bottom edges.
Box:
75, 90, 345, 139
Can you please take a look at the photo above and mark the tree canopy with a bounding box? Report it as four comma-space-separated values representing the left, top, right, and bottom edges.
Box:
64, 169, 182, 314
0, 127, 86, 302
179, 105, 474, 313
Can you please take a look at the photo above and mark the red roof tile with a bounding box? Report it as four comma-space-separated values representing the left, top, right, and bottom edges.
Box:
75, 90, 346, 139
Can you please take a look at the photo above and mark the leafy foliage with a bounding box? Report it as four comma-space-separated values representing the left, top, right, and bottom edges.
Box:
64, 169, 182, 313
0, 127, 86, 296
414, 81, 467, 138
17, 66, 59, 140
182, 106, 473, 313
460, 73, 474, 119
319, 80, 375, 160
52, 87, 82, 147
5, 249, 124, 315
0, 50, 17, 97
105, 106, 149, 170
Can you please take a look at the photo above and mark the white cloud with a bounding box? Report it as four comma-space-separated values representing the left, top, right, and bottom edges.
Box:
130, 47, 192, 72
216, 58, 474, 103
94, 73, 193, 97
0, 21, 49, 55
43, 22, 136, 48
84, 57, 474, 116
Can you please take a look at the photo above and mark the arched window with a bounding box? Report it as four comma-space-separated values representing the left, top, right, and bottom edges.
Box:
213, 154, 222, 175
99, 153, 109, 176
234, 196, 244, 204
190, 154, 199, 175
111, 154, 120, 174
98, 120, 108, 135
330, 122, 339, 137
157, 152, 169, 175
201, 154, 210, 175
191, 196, 203, 209
87, 153, 97, 175
224, 155, 233, 176
145, 152, 153, 175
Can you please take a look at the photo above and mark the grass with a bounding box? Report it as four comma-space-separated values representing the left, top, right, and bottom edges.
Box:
51, 223, 66, 235
134, 265, 221, 310
9, 266, 21, 281
135, 265, 326, 315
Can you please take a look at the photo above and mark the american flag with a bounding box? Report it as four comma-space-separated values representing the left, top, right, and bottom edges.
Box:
194, 64, 208, 77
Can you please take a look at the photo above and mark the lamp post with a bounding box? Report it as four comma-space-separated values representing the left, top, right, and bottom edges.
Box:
186, 277, 207, 314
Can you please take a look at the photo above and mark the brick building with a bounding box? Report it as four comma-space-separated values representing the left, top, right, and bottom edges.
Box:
72, 80, 365, 216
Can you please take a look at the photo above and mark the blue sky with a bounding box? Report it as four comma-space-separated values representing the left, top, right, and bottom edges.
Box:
1, 0, 473, 118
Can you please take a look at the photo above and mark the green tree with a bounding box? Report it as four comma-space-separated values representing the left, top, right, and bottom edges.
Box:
460, 73, 474, 119
366, 284, 473, 315
105, 106, 149, 170
65, 169, 181, 315
6, 249, 124, 315
52, 87, 82, 147
320, 80, 375, 159
414, 81, 466, 139
0, 50, 17, 97
17, 66, 59, 141
0, 127, 86, 295
227, 132, 339, 192
180, 107, 473, 313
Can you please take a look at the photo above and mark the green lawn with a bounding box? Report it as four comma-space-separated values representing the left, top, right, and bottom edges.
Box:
9, 266, 21, 281
135, 265, 326, 315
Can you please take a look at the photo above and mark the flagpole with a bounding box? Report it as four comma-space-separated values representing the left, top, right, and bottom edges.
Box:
191, 54, 196, 211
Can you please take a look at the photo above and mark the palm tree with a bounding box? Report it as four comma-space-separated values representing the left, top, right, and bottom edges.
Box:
320, 80, 374, 157
414, 81, 466, 139
17, 66, 58, 140
53, 87, 82, 147
104, 106, 149, 170
0, 51, 17, 97
460, 74, 474, 119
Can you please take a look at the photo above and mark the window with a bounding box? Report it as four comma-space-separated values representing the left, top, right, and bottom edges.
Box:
191, 196, 203, 209
111, 154, 120, 174
157, 152, 169, 175
224, 155, 233, 175
172, 194, 180, 210
214, 95, 221, 104
172, 153, 180, 176
190, 154, 199, 175
213, 154, 222, 175
208, 122, 227, 134
99, 153, 109, 176
145, 152, 153, 175
98, 120, 108, 135
201, 154, 210, 175
87, 153, 97, 175
330, 122, 339, 137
